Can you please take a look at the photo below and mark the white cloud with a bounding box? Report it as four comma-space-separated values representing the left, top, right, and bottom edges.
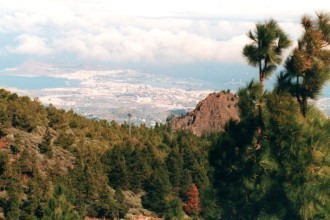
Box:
0, 0, 329, 64
9, 34, 51, 55
52, 26, 249, 64
0, 12, 47, 33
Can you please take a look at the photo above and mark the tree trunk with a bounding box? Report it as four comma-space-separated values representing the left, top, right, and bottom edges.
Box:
256, 70, 265, 150
296, 94, 307, 117
301, 97, 307, 117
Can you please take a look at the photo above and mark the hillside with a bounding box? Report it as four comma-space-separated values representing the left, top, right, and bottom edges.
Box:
0, 88, 210, 220
172, 91, 239, 135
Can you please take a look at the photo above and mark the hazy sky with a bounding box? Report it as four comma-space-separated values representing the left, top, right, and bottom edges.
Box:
0, 0, 329, 70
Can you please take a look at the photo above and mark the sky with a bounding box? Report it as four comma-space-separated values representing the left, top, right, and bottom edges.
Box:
1, 0, 329, 71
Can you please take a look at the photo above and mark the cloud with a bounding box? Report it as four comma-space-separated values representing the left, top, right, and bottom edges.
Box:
9, 34, 51, 55
0, 12, 42, 33
52, 26, 249, 64
0, 0, 329, 65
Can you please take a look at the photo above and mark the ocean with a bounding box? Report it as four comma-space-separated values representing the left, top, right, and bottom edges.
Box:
0, 75, 80, 90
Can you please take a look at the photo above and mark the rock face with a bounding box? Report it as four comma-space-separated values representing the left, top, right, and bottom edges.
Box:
172, 92, 240, 136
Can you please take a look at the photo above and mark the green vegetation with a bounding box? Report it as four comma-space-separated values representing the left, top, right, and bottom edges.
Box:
243, 18, 291, 88
210, 12, 329, 219
0, 11, 329, 219
243, 18, 292, 150
277, 12, 330, 116
0, 88, 210, 219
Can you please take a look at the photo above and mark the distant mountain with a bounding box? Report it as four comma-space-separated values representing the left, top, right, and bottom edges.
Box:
172, 91, 239, 135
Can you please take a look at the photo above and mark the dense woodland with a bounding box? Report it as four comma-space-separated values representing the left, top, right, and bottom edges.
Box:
0, 12, 329, 220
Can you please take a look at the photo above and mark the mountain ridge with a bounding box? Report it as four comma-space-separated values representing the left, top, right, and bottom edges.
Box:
172, 91, 240, 135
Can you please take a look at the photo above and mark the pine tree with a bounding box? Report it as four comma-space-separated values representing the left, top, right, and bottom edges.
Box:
277, 12, 330, 116
38, 128, 53, 157
103, 146, 130, 190
142, 161, 171, 215
200, 186, 222, 220
114, 188, 129, 218
128, 148, 152, 192
0, 152, 8, 176
42, 185, 81, 220
164, 198, 185, 220
243, 19, 291, 89
5, 192, 21, 220
21, 172, 46, 219
243, 19, 291, 148
183, 184, 200, 217
4, 177, 22, 220
266, 92, 330, 219
166, 146, 184, 190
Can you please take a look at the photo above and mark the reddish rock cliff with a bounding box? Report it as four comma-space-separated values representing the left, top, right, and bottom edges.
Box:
172, 91, 239, 135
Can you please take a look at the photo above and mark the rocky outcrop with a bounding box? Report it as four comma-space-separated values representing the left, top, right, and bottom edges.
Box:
172, 91, 240, 136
